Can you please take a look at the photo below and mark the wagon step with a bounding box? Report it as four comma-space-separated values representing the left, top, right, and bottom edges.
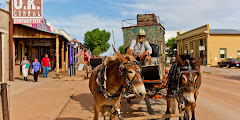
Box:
124, 114, 184, 120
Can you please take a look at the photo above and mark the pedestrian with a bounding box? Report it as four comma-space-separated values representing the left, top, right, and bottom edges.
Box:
41, 54, 51, 78
21, 56, 30, 81
30, 58, 41, 82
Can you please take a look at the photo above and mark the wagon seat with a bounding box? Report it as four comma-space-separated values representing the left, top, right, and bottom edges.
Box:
141, 43, 161, 92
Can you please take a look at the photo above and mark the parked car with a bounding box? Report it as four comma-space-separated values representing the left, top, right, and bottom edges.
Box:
217, 58, 240, 68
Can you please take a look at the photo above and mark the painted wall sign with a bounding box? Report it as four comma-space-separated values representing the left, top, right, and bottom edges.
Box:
26, 39, 51, 46
12, 0, 43, 24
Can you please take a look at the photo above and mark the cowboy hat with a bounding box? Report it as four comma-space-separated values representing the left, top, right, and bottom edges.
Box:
138, 28, 146, 36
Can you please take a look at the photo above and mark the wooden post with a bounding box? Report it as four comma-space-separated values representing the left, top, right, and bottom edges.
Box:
1, 83, 10, 120
65, 43, 68, 74
61, 40, 64, 72
193, 40, 196, 58
56, 36, 60, 79
9, 0, 14, 81
0, 36, 2, 82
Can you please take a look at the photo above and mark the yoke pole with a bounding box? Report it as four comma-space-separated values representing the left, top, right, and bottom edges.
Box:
124, 114, 184, 120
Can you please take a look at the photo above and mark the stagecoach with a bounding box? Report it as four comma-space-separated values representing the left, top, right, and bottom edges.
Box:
85, 57, 105, 79
121, 14, 180, 119
89, 14, 201, 120
120, 14, 201, 120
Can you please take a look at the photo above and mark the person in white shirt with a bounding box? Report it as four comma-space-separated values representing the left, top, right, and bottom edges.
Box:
128, 28, 152, 65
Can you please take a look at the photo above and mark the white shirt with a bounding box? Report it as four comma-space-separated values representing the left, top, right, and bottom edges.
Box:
129, 39, 152, 57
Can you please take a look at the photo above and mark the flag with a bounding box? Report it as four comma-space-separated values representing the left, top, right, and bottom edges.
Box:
75, 49, 83, 57
85, 50, 91, 61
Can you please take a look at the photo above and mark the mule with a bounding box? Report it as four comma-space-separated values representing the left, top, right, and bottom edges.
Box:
89, 46, 146, 120
166, 54, 203, 120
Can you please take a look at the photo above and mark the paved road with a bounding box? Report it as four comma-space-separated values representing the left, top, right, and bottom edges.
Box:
58, 66, 240, 120
196, 66, 240, 120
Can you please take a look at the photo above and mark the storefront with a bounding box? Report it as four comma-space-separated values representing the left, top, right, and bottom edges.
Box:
13, 24, 69, 78
176, 24, 240, 66
0, 8, 10, 82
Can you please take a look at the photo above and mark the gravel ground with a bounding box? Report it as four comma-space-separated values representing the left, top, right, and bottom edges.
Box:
3, 66, 239, 120
57, 66, 240, 120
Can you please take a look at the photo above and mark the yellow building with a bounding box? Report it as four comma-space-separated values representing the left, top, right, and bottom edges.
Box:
176, 24, 240, 66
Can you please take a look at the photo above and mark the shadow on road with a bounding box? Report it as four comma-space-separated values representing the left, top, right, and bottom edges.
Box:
221, 75, 240, 81
56, 117, 88, 120
71, 93, 94, 113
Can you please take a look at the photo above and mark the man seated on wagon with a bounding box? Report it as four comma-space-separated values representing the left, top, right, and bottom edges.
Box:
128, 28, 152, 65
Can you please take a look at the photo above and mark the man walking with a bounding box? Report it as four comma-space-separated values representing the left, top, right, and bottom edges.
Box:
41, 54, 51, 78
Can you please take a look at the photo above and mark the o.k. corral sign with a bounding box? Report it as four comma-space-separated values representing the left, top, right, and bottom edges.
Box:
12, 0, 43, 24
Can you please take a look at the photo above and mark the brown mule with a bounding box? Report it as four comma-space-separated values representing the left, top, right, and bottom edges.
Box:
89, 46, 146, 120
166, 54, 202, 120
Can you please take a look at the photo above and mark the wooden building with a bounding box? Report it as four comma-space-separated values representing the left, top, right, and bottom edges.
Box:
13, 24, 70, 78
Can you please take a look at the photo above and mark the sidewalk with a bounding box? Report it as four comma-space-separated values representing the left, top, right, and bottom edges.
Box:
1, 70, 88, 120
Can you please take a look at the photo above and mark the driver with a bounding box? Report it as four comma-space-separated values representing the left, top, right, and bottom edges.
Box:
129, 28, 152, 65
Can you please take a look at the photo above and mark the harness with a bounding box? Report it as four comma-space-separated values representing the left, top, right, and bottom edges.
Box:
97, 59, 141, 120
168, 60, 200, 101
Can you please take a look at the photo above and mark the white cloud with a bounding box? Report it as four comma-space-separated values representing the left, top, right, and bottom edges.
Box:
47, 14, 123, 56
115, 0, 240, 31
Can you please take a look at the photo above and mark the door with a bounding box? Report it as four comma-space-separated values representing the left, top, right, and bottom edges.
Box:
31, 47, 39, 62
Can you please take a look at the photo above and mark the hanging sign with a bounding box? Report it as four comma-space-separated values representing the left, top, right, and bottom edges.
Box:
12, 0, 43, 24
199, 46, 206, 51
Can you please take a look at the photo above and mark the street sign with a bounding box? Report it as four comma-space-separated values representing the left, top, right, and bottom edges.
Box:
12, 0, 43, 24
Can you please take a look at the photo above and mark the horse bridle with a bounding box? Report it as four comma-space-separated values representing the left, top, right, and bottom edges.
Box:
119, 61, 141, 91
100, 60, 141, 120
175, 60, 200, 98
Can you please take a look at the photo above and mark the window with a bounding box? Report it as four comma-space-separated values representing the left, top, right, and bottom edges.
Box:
237, 50, 240, 56
220, 48, 227, 59
200, 39, 203, 46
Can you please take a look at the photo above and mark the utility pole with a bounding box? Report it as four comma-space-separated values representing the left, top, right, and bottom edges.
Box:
9, 0, 14, 81
112, 30, 115, 48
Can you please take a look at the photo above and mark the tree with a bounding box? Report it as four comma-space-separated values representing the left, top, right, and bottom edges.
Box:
84, 28, 111, 56
92, 46, 102, 57
165, 37, 177, 57
118, 45, 125, 55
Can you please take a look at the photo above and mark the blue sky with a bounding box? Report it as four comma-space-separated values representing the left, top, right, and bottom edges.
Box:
1, 0, 240, 55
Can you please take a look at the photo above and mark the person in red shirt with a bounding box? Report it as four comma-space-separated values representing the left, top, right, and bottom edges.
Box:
41, 54, 51, 78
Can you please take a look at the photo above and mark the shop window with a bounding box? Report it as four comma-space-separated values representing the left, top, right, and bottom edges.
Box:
220, 48, 227, 59
185, 46, 188, 54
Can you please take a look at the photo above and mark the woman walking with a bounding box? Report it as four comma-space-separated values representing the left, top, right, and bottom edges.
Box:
30, 58, 41, 82
21, 56, 30, 81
